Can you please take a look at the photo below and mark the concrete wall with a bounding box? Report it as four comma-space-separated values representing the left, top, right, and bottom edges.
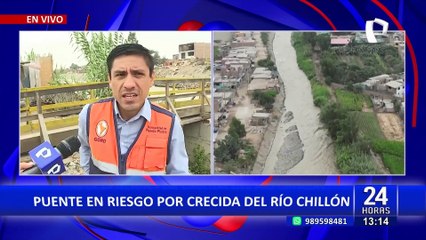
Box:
183, 121, 211, 166
214, 32, 233, 42
39, 55, 53, 86
194, 43, 211, 59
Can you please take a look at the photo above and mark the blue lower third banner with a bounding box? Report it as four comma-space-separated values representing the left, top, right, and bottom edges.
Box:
0, 186, 354, 215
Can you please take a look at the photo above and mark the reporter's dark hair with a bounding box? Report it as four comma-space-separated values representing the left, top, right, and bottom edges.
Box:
107, 43, 154, 77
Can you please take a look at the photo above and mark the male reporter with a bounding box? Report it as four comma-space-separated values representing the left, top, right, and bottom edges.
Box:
78, 43, 189, 175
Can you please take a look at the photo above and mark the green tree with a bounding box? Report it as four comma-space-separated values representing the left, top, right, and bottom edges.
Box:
26, 49, 37, 62
149, 50, 166, 66
127, 32, 138, 44
214, 119, 257, 173
228, 117, 246, 138
214, 141, 231, 163
238, 144, 257, 172
337, 116, 359, 144
257, 57, 276, 71
214, 46, 221, 60
190, 145, 210, 174
320, 51, 338, 81
71, 32, 141, 98
261, 32, 269, 46
302, 32, 316, 47
70, 63, 80, 71
335, 62, 348, 83
315, 33, 331, 50
214, 134, 241, 162
320, 103, 346, 139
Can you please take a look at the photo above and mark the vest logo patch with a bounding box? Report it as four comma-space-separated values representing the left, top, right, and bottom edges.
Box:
146, 126, 168, 134
96, 120, 108, 137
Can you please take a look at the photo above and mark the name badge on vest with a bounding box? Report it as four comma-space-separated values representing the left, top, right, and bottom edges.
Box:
94, 120, 108, 143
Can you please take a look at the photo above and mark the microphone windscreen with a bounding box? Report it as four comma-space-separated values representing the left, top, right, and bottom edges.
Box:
56, 136, 81, 159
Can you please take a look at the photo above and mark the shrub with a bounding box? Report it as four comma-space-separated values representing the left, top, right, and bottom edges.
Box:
314, 96, 328, 107
320, 103, 346, 139
336, 145, 377, 174
311, 82, 330, 107
257, 57, 276, 71
190, 145, 210, 174
291, 33, 316, 80
336, 117, 359, 144
252, 90, 277, 110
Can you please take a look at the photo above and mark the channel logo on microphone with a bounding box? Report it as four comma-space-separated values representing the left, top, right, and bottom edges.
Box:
365, 18, 389, 43
29, 141, 65, 174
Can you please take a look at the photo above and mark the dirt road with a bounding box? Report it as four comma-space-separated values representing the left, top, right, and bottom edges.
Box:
377, 113, 404, 141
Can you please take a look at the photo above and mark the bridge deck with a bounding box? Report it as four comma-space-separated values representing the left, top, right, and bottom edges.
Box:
20, 79, 211, 154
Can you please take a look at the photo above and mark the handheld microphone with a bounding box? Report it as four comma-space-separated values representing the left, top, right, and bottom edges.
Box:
23, 136, 81, 175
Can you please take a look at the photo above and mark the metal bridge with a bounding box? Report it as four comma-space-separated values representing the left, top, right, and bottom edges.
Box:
20, 78, 211, 153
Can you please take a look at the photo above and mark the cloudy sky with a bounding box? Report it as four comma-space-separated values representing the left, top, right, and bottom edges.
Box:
20, 31, 211, 69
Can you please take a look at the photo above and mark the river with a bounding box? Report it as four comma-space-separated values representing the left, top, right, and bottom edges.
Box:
262, 32, 338, 174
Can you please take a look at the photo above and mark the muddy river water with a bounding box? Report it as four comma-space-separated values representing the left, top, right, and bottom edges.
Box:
262, 32, 338, 174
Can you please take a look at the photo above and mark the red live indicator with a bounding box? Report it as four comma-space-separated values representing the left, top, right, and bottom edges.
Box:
0, 15, 67, 24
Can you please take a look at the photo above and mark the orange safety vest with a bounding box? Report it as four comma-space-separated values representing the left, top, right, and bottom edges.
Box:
87, 98, 174, 174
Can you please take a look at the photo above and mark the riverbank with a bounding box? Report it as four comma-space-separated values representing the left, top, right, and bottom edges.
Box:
251, 32, 285, 174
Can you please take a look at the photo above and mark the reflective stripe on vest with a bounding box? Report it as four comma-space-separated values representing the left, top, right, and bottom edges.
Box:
88, 99, 174, 174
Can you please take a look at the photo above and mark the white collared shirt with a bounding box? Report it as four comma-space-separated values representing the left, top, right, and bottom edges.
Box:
78, 99, 189, 174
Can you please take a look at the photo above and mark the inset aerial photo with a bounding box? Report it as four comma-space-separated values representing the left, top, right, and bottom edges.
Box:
213, 31, 404, 175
